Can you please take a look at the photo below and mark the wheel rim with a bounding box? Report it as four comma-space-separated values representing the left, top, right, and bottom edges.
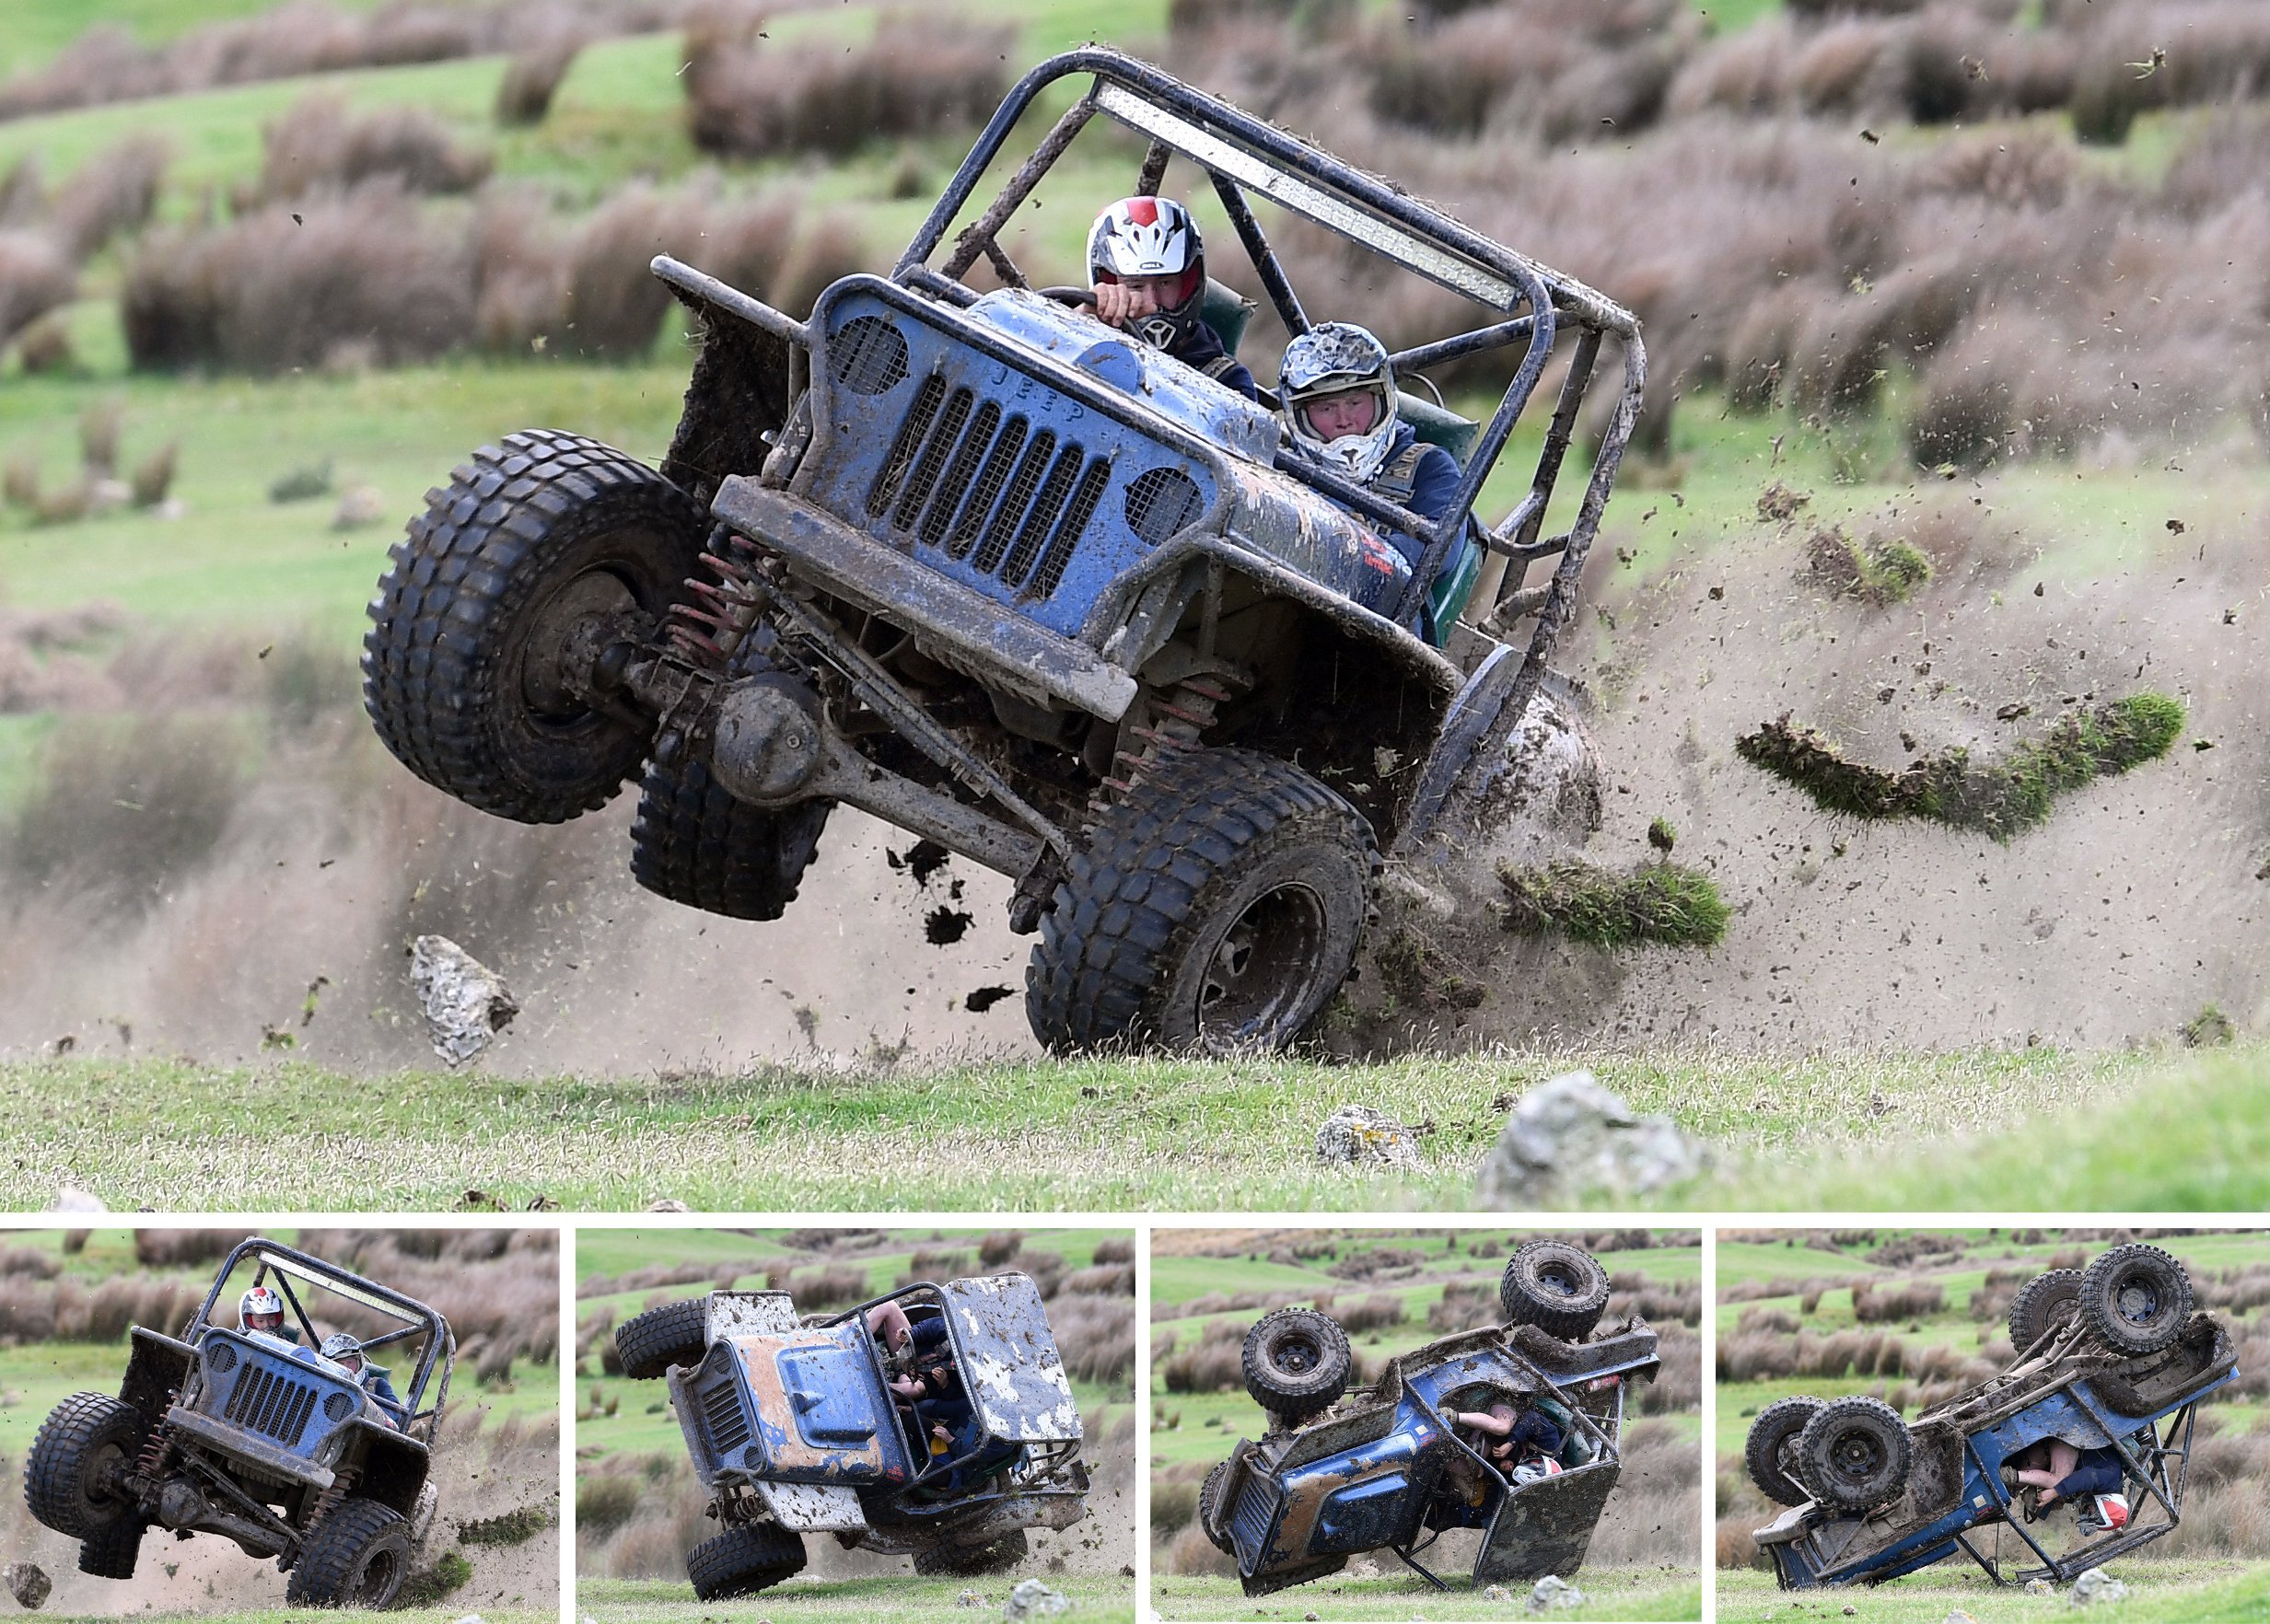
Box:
355, 1545, 401, 1605
1536, 1260, 1583, 1301
517, 566, 638, 722
1194, 882, 1331, 1045
2113, 1275, 2163, 1326
82, 1439, 128, 1514
1830, 1430, 1884, 1480
1272, 1330, 1322, 1377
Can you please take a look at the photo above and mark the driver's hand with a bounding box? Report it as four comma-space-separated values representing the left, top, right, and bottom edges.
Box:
1092, 281, 1158, 331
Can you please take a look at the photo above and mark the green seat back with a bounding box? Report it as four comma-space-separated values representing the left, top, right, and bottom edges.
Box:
1399, 393, 1481, 465
1199, 279, 1256, 356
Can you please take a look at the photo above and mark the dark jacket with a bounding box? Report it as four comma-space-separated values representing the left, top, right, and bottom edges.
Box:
1166, 317, 1258, 401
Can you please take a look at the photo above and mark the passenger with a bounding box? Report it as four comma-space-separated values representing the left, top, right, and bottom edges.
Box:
1454, 1396, 1566, 1475
1086, 196, 1257, 400
319, 1333, 405, 1429
1277, 321, 1473, 644
869, 1302, 964, 1461
2011, 1438, 2124, 1514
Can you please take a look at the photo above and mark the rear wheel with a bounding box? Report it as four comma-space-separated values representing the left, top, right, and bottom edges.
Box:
1197, 1461, 1236, 1555
363, 429, 705, 824
1241, 1308, 1352, 1422
1027, 748, 1378, 1054
2007, 1269, 2086, 1354
2080, 1245, 2193, 1356
629, 753, 831, 921
686, 1523, 806, 1599
1499, 1240, 1613, 1341
25, 1392, 146, 1538
1744, 1397, 1824, 1507
913, 1527, 1029, 1577
615, 1298, 710, 1379
1797, 1398, 1912, 1514
287, 1497, 410, 1607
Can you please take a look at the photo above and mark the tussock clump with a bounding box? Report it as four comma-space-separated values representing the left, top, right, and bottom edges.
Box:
1496, 859, 1730, 949
1052, 1292, 1135, 1385
1804, 525, 1932, 604
0, 230, 75, 347
774, 1262, 867, 1308
257, 96, 492, 201
559, 185, 701, 360
497, 32, 584, 126
1851, 1278, 1945, 1322
48, 135, 169, 261
1736, 694, 2187, 842
685, 12, 1013, 159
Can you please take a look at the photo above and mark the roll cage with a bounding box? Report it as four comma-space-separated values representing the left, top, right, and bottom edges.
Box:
188, 1237, 454, 1444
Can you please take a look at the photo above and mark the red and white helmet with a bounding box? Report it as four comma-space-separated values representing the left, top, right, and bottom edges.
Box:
2090, 1492, 2130, 1532
1088, 196, 1206, 347
239, 1286, 285, 1335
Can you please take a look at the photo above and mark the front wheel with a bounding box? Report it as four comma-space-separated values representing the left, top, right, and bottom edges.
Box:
1197, 1461, 1236, 1555
1498, 1240, 1612, 1341
913, 1527, 1029, 1577
2080, 1245, 2193, 1356
1027, 748, 1378, 1054
363, 429, 706, 824
1796, 1398, 1912, 1514
687, 1523, 806, 1599
78, 1515, 146, 1580
287, 1497, 410, 1607
25, 1392, 146, 1539
629, 754, 832, 921
1744, 1397, 1824, 1507
2007, 1269, 2085, 1354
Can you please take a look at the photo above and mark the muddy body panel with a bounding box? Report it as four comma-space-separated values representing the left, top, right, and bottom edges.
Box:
672, 1325, 910, 1490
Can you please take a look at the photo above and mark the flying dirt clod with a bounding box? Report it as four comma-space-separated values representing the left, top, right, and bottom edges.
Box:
408, 934, 520, 1066
4, 1562, 52, 1610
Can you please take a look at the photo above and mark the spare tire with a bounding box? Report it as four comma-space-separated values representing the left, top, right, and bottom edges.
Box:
1241, 1308, 1352, 1421
2080, 1244, 2193, 1356
615, 1297, 709, 1379
2007, 1268, 2085, 1354
1499, 1240, 1613, 1341
1197, 1460, 1237, 1555
1744, 1396, 1825, 1507
1797, 1398, 1913, 1514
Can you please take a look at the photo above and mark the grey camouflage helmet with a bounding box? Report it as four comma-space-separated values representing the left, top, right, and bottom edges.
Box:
1278, 321, 1399, 482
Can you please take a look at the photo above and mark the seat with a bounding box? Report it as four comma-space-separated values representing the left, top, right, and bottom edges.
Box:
1198, 279, 1257, 356
1398, 393, 1480, 465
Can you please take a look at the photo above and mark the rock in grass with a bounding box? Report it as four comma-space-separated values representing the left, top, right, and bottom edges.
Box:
1496, 859, 1729, 948
1316, 1105, 1423, 1169
1003, 1579, 1069, 1618
6, 1562, 52, 1609
408, 935, 519, 1067
2069, 1569, 2127, 1607
1529, 1573, 1585, 1610
1737, 693, 2184, 842
1476, 1073, 1707, 1208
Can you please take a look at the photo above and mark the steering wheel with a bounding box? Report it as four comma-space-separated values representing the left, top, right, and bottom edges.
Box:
1036, 285, 1098, 308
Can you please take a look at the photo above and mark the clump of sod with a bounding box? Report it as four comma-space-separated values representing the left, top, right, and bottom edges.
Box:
1806, 525, 1932, 605
2182, 1004, 2235, 1049
397, 1549, 471, 1605
1374, 929, 1486, 1012
458, 1502, 553, 1546
1496, 860, 1729, 948
1736, 693, 2185, 842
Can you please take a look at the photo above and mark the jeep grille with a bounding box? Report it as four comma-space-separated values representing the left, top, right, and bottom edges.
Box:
701, 1380, 751, 1460
1230, 1468, 1280, 1555
867, 378, 1113, 600
222, 1364, 322, 1448
831, 316, 909, 395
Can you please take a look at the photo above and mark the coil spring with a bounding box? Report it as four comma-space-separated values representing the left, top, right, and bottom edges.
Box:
662, 534, 769, 671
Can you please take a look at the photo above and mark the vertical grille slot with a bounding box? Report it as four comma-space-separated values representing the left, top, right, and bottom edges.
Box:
921, 400, 1000, 547
223, 1364, 320, 1446
891, 386, 972, 532
1230, 1469, 1279, 1553
867, 374, 947, 519
972, 431, 1057, 575
702, 1380, 751, 1458
998, 442, 1087, 588
949, 416, 1028, 561
1028, 458, 1113, 599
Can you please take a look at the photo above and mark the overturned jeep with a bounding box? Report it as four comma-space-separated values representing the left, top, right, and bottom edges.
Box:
615, 1274, 1089, 1597
1197, 1240, 1659, 1595
1748, 1244, 2236, 1588
23, 1237, 450, 1607
362, 47, 1643, 1055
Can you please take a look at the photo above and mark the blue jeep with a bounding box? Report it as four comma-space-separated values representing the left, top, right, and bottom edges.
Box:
1748, 1244, 2237, 1588
1197, 1241, 1661, 1595
362, 47, 1645, 1056
614, 1274, 1089, 1596
23, 1237, 452, 1607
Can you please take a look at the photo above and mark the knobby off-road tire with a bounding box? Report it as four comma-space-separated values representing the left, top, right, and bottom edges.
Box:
1241, 1308, 1352, 1421
2080, 1245, 2193, 1356
287, 1497, 411, 1607
1744, 1397, 1825, 1507
363, 429, 706, 824
2008, 1269, 2086, 1355
629, 754, 832, 921
78, 1515, 146, 1580
1027, 748, 1379, 1054
1197, 1461, 1236, 1555
25, 1392, 146, 1538
912, 1527, 1029, 1577
1797, 1398, 1913, 1514
1498, 1240, 1613, 1341
615, 1297, 709, 1379
687, 1522, 807, 1599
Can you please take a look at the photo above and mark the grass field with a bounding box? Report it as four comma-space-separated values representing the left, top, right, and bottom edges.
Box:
582, 1574, 1133, 1623
1154, 1569, 1702, 1621
1719, 1560, 2270, 1623
2, 1043, 2262, 1212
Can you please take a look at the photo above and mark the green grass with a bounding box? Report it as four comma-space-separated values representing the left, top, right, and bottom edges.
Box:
582, 1573, 1134, 1623
1153, 1569, 1700, 1621
1497, 858, 1730, 948
5, 1042, 2263, 1210
1719, 1560, 2270, 1623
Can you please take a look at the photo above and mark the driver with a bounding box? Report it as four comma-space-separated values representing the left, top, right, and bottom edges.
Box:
239, 1286, 291, 1344
1454, 1396, 1566, 1476
1277, 321, 1474, 644
319, 1332, 405, 1429
1086, 196, 1257, 400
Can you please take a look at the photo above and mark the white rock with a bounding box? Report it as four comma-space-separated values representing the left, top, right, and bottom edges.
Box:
1316, 1104, 1423, 1168
409, 935, 519, 1067
1529, 1574, 1584, 1611
1484, 1584, 1513, 1603
6, 1562, 52, 1609
1476, 1072, 1706, 1206
2070, 1569, 2127, 1607
332, 483, 388, 529
1945, 1610, 1980, 1624
647, 1198, 691, 1213
1003, 1578, 1070, 1619
51, 1188, 107, 1213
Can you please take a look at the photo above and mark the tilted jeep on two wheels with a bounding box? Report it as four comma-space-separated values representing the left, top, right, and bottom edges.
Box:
363, 48, 1643, 1054
614, 1274, 1088, 1597
23, 1237, 452, 1607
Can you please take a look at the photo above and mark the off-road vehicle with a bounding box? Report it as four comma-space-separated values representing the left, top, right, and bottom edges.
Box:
23, 1237, 451, 1607
1196, 1240, 1659, 1595
614, 1273, 1088, 1597
362, 47, 1643, 1054
1747, 1243, 2236, 1587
